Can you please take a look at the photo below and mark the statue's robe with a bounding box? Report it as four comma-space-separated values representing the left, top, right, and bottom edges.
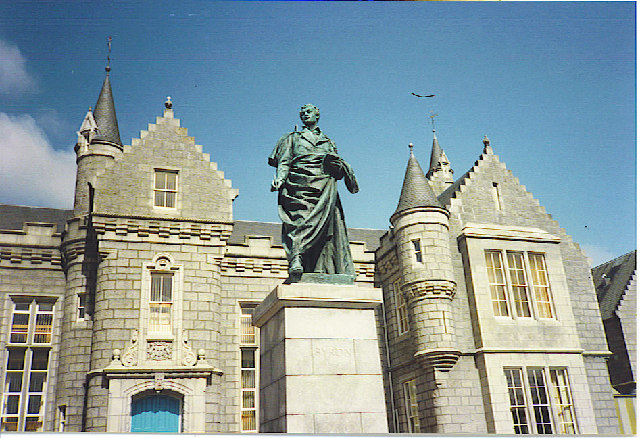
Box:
269, 127, 358, 274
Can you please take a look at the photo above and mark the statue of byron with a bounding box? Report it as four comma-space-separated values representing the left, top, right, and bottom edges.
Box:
269, 104, 359, 278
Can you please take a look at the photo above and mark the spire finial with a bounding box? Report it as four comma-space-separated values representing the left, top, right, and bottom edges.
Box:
483, 135, 490, 147
106, 36, 112, 73
408, 143, 414, 154
165, 96, 172, 109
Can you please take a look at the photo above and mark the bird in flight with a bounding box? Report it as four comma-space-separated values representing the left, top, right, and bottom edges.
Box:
411, 92, 435, 98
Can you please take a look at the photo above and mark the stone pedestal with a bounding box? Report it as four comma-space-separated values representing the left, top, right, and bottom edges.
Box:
253, 282, 389, 433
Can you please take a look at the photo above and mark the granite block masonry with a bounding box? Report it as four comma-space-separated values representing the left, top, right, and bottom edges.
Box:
253, 282, 389, 433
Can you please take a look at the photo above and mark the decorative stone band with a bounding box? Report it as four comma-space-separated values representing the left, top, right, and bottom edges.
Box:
0, 246, 62, 266
414, 348, 462, 371
403, 279, 457, 301
220, 257, 375, 279
91, 216, 233, 243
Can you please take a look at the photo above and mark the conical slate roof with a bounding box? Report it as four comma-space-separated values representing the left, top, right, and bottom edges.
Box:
395, 146, 441, 214
428, 132, 443, 174
92, 71, 122, 146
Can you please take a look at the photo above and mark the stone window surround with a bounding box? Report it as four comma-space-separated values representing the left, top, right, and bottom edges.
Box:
458, 224, 571, 327
479, 352, 598, 434
152, 167, 181, 212
2, 297, 57, 433
504, 366, 578, 434
139, 254, 184, 363
485, 249, 557, 321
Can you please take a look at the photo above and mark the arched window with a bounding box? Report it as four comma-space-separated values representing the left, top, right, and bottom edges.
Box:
131, 392, 182, 433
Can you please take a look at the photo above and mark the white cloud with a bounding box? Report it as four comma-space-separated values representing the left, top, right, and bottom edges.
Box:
0, 112, 75, 208
0, 39, 36, 94
581, 244, 616, 268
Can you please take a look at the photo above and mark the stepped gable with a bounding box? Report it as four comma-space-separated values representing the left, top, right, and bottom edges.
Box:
395, 144, 441, 215
438, 136, 557, 228
593, 250, 637, 319
0, 204, 72, 232
92, 103, 237, 221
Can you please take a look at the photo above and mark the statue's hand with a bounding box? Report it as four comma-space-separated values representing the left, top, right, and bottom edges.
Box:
271, 178, 284, 192
323, 154, 345, 180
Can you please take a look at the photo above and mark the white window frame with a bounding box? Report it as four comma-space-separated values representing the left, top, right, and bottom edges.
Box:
149, 272, 174, 333
485, 250, 556, 320
239, 304, 259, 432
153, 169, 178, 209
2, 347, 52, 432
141, 255, 183, 346
393, 280, 409, 335
402, 379, 420, 433
504, 367, 578, 435
411, 239, 423, 263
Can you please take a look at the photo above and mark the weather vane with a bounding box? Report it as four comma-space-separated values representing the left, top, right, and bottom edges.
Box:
429, 111, 438, 132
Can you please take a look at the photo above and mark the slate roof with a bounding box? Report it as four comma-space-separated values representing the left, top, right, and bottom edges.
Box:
92, 72, 122, 146
229, 220, 384, 251
395, 149, 441, 214
427, 133, 444, 176
0, 204, 72, 232
592, 250, 637, 320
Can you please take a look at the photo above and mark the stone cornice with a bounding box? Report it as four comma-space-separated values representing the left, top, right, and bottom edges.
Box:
91, 215, 233, 244
459, 223, 561, 243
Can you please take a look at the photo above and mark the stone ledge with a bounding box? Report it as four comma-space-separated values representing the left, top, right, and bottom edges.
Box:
253, 282, 382, 328
459, 222, 561, 243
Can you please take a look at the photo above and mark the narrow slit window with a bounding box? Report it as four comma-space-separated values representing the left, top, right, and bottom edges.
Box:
412, 239, 423, 263
492, 182, 503, 211
403, 379, 421, 433
393, 281, 409, 335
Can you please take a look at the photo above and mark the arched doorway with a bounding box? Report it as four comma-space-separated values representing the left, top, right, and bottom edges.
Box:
131, 392, 182, 432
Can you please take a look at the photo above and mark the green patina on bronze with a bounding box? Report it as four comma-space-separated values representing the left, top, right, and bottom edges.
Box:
269, 104, 359, 282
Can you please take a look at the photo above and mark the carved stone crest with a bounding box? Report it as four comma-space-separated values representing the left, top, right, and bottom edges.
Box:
147, 341, 172, 361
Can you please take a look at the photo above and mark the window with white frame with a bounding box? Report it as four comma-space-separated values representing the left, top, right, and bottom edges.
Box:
2, 300, 54, 432
77, 294, 87, 321
485, 250, 555, 319
504, 367, 577, 434
393, 280, 409, 335
149, 272, 173, 332
154, 169, 178, 208
411, 239, 423, 263
240, 306, 258, 432
403, 379, 420, 433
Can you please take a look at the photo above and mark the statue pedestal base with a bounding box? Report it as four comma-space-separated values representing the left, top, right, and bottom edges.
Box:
253, 282, 389, 433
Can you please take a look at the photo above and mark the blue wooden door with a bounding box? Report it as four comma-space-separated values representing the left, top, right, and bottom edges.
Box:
131, 394, 181, 432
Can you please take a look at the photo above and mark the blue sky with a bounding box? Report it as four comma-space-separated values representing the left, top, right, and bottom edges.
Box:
0, 1, 635, 266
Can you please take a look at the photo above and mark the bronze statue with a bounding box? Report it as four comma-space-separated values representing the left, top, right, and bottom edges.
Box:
269, 104, 359, 279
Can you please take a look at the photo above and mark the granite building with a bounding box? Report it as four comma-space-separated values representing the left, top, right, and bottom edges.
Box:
593, 251, 637, 434
0, 66, 620, 434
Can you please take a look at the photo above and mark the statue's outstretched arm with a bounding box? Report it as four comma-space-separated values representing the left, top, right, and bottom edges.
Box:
269, 134, 293, 191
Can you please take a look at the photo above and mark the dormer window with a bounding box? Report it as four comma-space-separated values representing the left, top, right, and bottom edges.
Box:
154, 170, 177, 208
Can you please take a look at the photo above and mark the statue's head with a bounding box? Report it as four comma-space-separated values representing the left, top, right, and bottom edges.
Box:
299, 104, 320, 127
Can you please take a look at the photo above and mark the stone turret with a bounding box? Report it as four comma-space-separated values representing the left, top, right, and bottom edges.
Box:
73, 66, 123, 216
425, 130, 454, 195
390, 144, 459, 371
